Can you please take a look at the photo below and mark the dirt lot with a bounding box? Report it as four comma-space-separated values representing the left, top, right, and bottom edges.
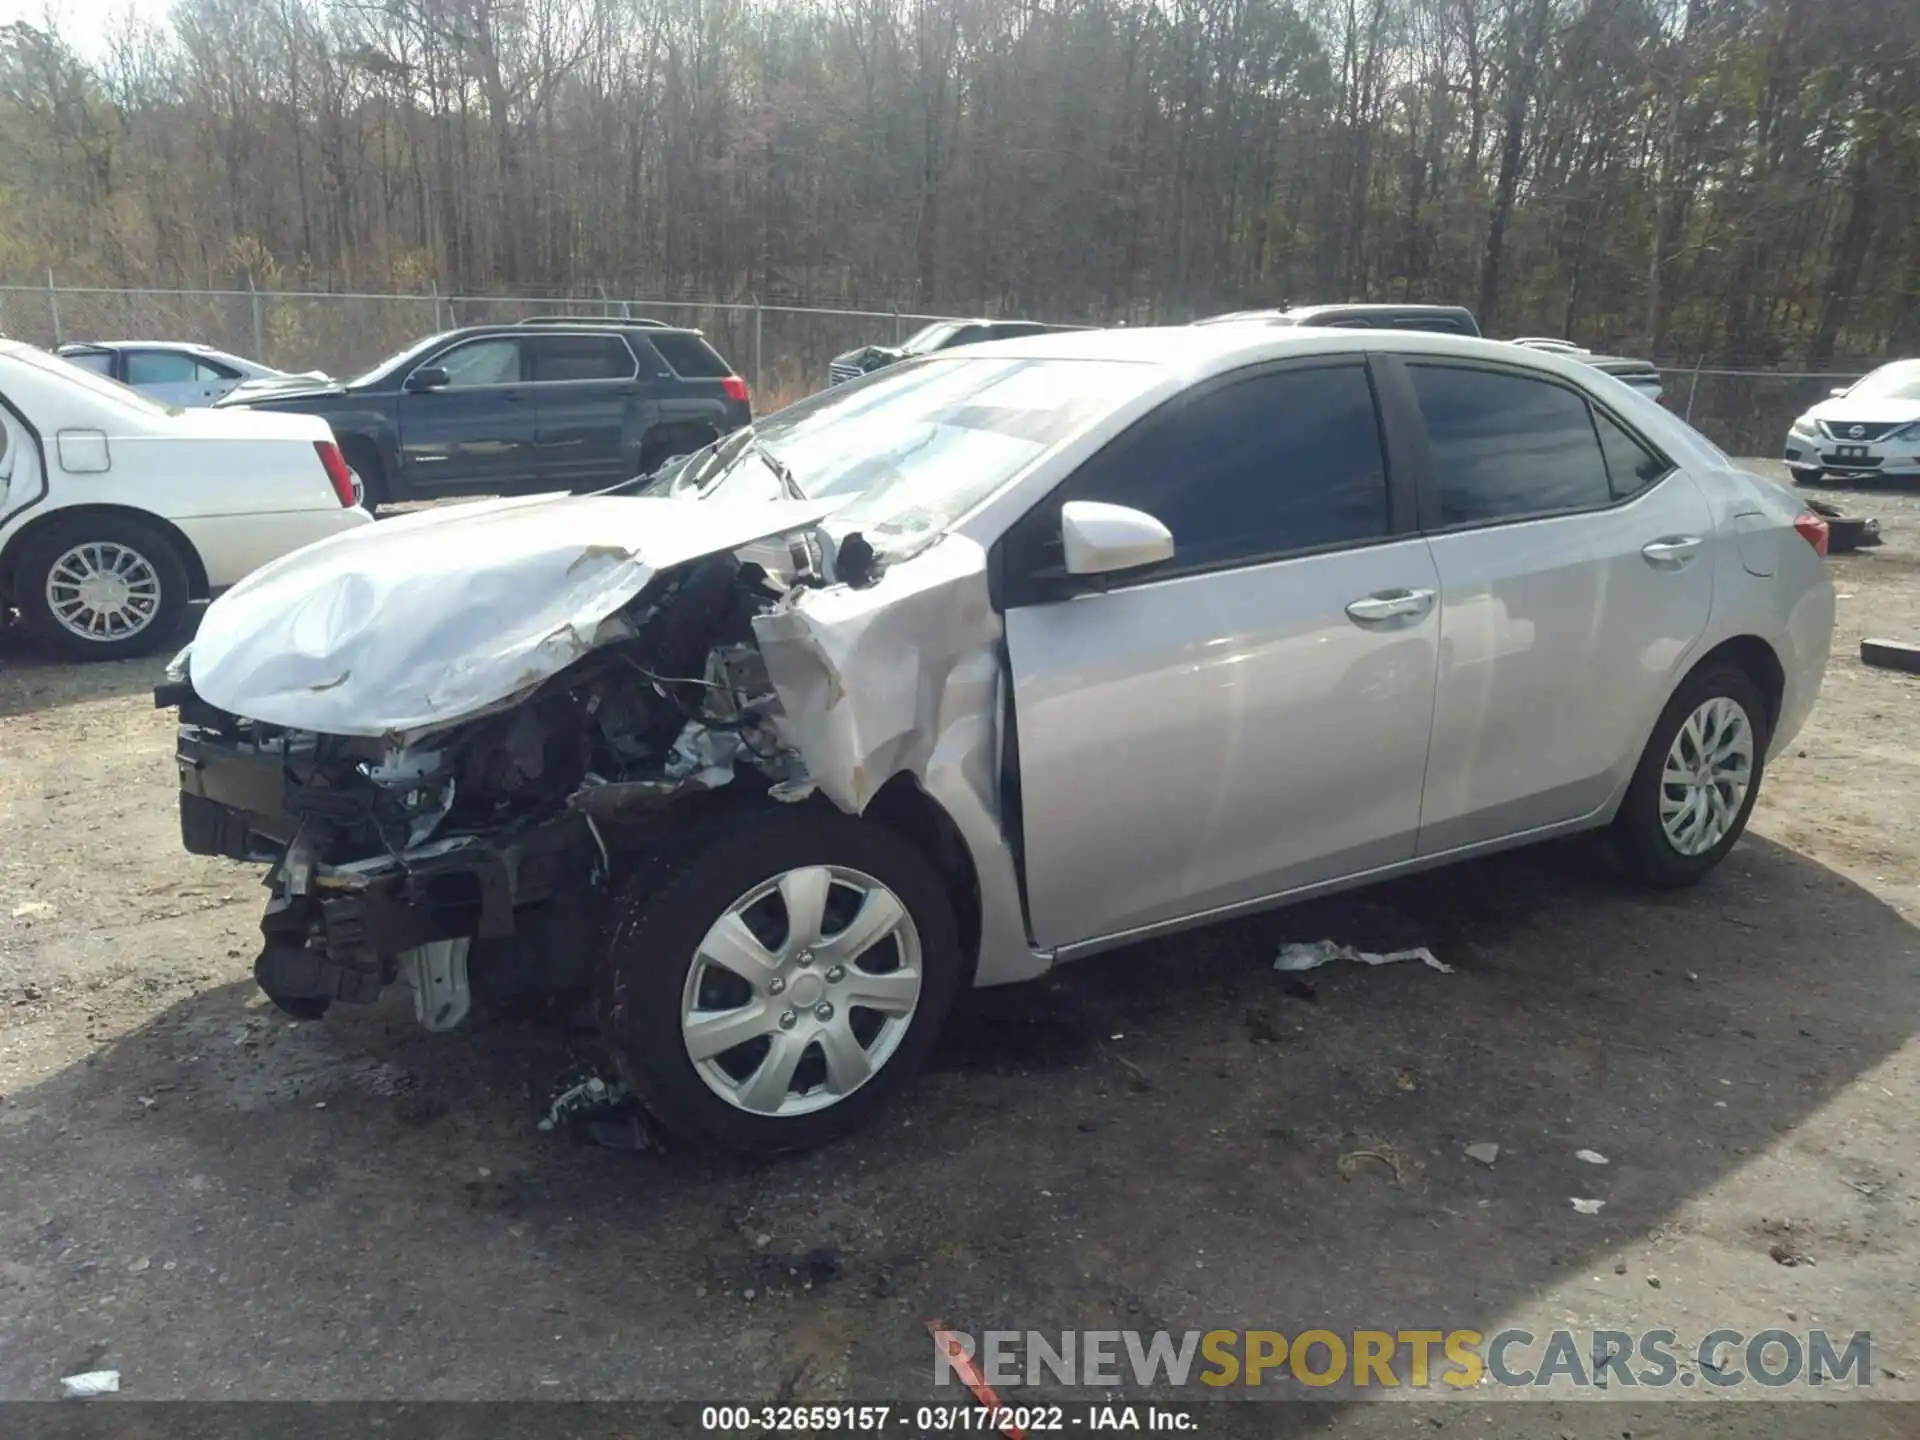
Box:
3, 466, 1919, 1430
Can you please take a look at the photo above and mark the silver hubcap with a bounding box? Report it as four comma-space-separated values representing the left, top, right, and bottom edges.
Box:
680, 865, 922, 1118
1659, 696, 1754, 856
45, 542, 162, 641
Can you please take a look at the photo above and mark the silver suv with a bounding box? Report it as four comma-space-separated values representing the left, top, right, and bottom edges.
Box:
163, 328, 1835, 1154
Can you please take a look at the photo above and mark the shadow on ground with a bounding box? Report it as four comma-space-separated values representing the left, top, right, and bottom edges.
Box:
0, 834, 1915, 1433
0, 606, 202, 719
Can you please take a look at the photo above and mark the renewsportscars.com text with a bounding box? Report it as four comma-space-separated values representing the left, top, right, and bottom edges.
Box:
933, 1328, 1873, 1391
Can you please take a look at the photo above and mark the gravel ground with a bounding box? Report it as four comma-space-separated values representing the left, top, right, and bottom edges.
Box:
2, 465, 1918, 1433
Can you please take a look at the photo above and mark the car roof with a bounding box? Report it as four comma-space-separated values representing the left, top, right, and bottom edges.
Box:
935, 323, 1604, 382
60, 340, 221, 354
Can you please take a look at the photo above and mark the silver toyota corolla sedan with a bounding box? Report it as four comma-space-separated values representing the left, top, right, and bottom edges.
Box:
160, 327, 1836, 1154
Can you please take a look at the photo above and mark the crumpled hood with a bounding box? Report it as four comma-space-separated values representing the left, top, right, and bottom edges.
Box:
182, 492, 833, 738
1804, 395, 1920, 428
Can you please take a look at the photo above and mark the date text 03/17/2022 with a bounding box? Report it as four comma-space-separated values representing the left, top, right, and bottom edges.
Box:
698, 1405, 1194, 1432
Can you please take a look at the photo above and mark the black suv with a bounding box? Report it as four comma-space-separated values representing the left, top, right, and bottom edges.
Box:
827, 318, 1053, 386
219, 320, 751, 505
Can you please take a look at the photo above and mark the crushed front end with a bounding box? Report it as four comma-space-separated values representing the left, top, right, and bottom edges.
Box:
160, 546, 817, 1027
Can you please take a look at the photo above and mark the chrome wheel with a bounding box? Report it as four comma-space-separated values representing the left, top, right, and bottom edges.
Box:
1659, 696, 1755, 856
44, 542, 163, 641
680, 865, 923, 1118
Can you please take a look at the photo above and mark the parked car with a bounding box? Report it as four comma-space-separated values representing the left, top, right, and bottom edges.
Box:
828, 319, 1053, 386
1507, 340, 1664, 406
161, 327, 1833, 1154
1194, 303, 1483, 336
55, 341, 322, 408
1784, 358, 1920, 483
0, 340, 369, 660
215, 322, 751, 506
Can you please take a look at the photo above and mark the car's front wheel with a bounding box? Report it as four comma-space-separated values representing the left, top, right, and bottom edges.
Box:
597, 807, 963, 1155
1789, 465, 1824, 485
1609, 664, 1771, 888
14, 514, 192, 661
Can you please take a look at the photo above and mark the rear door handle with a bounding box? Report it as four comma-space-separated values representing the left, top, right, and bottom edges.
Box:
1641, 535, 1704, 567
1346, 587, 1436, 623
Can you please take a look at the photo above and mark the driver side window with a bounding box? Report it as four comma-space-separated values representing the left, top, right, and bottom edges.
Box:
1006, 362, 1392, 590
434, 338, 522, 388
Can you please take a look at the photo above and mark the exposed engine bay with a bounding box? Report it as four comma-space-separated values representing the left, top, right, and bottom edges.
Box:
167, 542, 835, 1027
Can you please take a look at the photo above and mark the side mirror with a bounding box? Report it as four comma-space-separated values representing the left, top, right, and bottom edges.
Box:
1060, 500, 1175, 577
405, 366, 450, 393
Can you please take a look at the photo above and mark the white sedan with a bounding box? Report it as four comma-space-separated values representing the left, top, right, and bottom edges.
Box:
0, 340, 372, 660
1785, 358, 1920, 483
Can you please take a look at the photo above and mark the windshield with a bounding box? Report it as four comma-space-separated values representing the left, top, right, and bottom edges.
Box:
899, 322, 963, 356
15, 346, 179, 417
1851, 361, 1920, 402
646, 355, 1159, 555
348, 331, 454, 388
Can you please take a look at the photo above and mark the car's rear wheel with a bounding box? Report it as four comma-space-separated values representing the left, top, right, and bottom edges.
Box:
597, 807, 962, 1155
14, 514, 192, 661
1609, 664, 1770, 888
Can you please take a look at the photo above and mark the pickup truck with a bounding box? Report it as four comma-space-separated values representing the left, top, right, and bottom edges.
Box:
217, 320, 751, 505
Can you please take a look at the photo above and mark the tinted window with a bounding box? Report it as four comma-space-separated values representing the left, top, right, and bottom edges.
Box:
126, 351, 200, 385
63, 351, 114, 375
529, 334, 635, 382
1594, 408, 1670, 499
434, 338, 520, 388
1408, 365, 1612, 525
1043, 364, 1390, 574
648, 332, 732, 378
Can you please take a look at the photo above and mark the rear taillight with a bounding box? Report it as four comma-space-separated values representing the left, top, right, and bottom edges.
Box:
1794, 511, 1830, 556
721, 375, 749, 405
314, 440, 357, 507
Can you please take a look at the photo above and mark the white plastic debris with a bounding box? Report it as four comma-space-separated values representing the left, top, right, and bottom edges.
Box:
1465, 1142, 1501, 1166
1275, 940, 1453, 975
1576, 1149, 1610, 1166
60, 1370, 119, 1398
1570, 1198, 1606, 1215
9, 901, 53, 919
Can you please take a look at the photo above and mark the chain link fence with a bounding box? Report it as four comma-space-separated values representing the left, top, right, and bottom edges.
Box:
0, 279, 1881, 449
1657, 366, 1870, 458
0, 281, 984, 412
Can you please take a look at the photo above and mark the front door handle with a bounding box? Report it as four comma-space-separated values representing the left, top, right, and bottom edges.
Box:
1346, 587, 1436, 623
1641, 535, 1704, 567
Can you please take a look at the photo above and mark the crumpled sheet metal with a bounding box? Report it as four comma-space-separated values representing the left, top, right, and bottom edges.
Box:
182, 493, 834, 740
753, 536, 1001, 816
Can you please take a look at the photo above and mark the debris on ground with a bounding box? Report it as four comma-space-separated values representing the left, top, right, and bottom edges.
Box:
1339, 1147, 1404, 1185
1275, 940, 1453, 975
1576, 1149, 1610, 1165
1861, 638, 1920, 675
1802, 497, 1883, 553
1570, 1198, 1606, 1215
1768, 1242, 1815, 1267
1243, 1007, 1283, 1043
9, 900, 53, 920
59, 1370, 119, 1398
535, 1063, 662, 1153
1465, 1142, 1501, 1166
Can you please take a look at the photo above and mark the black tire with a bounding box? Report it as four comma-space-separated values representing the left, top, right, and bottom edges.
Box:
1608, 663, 1771, 888
14, 513, 192, 662
637, 425, 717, 479
1788, 465, 1823, 485
597, 806, 963, 1156
337, 437, 389, 511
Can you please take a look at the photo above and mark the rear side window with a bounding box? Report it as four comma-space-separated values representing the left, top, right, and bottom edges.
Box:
528, 334, 636, 382
647, 332, 732, 378
63, 351, 114, 375
127, 351, 201, 385
1043, 363, 1390, 574
1594, 409, 1670, 500
1408, 364, 1612, 525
